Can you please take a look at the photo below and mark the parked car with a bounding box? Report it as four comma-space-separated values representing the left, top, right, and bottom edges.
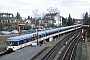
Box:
38, 28, 46, 31
11, 30, 18, 34
28, 28, 36, 33
0, 31, 3, 35
20, 30, 28, 34
31, 43, 37, 47
2, 31, 11, 34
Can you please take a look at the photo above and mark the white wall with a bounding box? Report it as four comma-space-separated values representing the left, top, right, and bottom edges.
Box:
54, 14, 62, 26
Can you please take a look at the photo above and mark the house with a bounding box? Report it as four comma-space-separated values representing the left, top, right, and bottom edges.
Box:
0, 13, 18, 30
74, 19, 83, 24
0, 13, 17, 23
42, 13, 62, 27
24, 19, 31, 25
54, 14, 62, 26
23, 18, 35, 28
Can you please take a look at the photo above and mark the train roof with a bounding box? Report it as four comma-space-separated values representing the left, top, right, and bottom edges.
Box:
6, 24, 82, 41
38, 30, 46, 35
7, 34, 33, 41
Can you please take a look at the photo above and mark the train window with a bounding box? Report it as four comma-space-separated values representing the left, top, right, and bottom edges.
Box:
31, 37, 35, 40
44, 34, 46, 37
41, 35, 43, 38
33, 34, 36, 37
39, 35, 42, 38
9, 41, 12, 46
31, 38, 32, 41
48, 33, 50, 35
6, 41, 19, 46
29, 38, 31, 41
19, 41, 22, 45
24, 39, 26, 43
14, 41, 18, 46
59, 30, 61, 32
41, 34, 43, 37
46, 33, 48, 36
8, 41, 13, 46
21, 40, 24, 44
26, 39, 29, 43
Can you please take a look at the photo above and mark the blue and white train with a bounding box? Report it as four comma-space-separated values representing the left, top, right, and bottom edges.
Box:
6, 24, 82, 51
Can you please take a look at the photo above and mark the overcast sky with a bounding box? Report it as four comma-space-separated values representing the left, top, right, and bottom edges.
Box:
0, 0, 90, 19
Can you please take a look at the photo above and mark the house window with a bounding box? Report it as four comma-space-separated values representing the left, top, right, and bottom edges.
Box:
3, 15, 6, 17
15, 20, 16, 22
1, 20, 3, 23
12, 20, 14, 23
60, 19, 61, 22
54, 20, 56, 23
59, 23, 61, 26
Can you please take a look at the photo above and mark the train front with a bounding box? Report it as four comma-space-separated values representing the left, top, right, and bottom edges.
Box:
6, 38, 20, 51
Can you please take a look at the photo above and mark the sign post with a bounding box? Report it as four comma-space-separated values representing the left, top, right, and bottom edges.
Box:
36, 26, 43, 45
82, 25, 89, 42
82, 26, 84, 40
18, 24, 25, 36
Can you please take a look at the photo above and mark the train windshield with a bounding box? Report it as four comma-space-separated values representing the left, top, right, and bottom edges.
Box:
6, 41, 19, 46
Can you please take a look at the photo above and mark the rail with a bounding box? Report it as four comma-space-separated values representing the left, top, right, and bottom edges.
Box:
40, 31, 76, 60
59, 32, 81, 60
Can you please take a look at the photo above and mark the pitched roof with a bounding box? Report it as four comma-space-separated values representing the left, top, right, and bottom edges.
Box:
0, 17, 16, 20
0, 13, 13, 15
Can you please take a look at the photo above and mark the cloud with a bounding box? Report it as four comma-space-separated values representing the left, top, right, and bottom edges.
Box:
0, 0, 90, 18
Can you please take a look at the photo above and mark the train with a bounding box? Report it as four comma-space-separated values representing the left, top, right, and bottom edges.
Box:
6, 24, 82, 51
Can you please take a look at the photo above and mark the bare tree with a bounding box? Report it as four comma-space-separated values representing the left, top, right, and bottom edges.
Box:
46, 7, 60, 14
32, 9, 39, 26
32, 9, 39, 19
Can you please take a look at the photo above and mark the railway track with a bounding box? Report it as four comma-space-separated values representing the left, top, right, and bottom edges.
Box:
39, 31, 77, 60
59, 33, 81, 60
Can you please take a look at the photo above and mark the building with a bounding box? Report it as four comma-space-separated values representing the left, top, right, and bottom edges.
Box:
54, 14, 62, 26
42, 13, 62, 27
0, 13, 17, 24
0, 13, 20, 30
24, 19, 31, 25
74, 19, 83, 24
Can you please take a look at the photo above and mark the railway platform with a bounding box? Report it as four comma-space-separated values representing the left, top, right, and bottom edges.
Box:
0, 46, 44, 60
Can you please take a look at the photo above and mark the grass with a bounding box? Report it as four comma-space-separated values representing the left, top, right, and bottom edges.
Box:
0, 34, 18, 47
